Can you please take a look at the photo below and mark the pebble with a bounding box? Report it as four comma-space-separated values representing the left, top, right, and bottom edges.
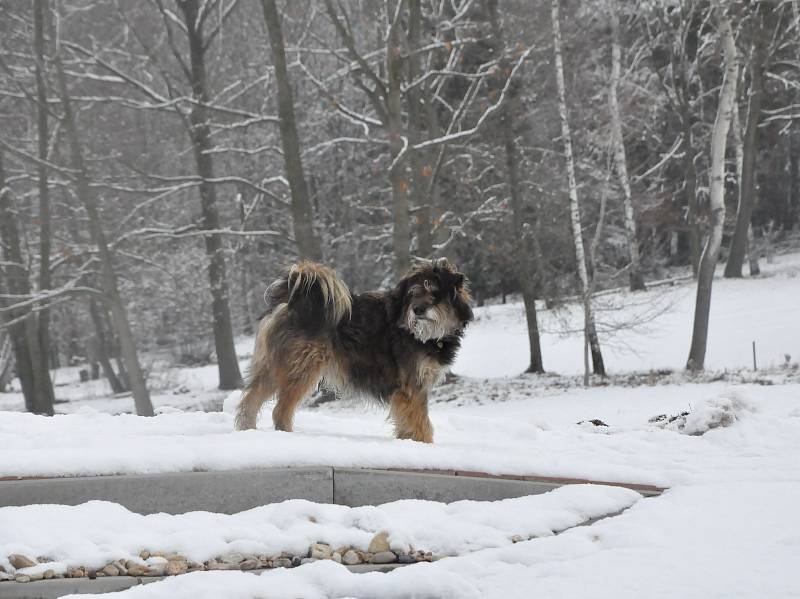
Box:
67, 567, 86, 578
29, 572, 44, 581
43, 569, 55, 580
368, 531, 390, 554
139, 550, 150, 560
102, 564, 120, 577
165, 560, 188, 576
511, 534, 523, 543
272, 558, 292, 569
309, 543, 332, 560
187, 561, 205, 572
341, 550, 361, 565
144, 560, 167, 577
126, 563, 149, 576
291, 556, 301, 567
300, 558, 317, 565
14, 574, 31, 583
239, 559, 260, 571
221, 552, 246, 565
331, 552, 342, 564
370, 551, 397, 564
8, 554, 36, 569
398, 554, 414, 564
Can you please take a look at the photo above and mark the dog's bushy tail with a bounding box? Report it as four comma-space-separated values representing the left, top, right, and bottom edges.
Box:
265, 261, 352, 332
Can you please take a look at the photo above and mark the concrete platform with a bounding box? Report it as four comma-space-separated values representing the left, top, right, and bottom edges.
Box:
0, 467, 333, 514
334, 468, 562, 506
0, 467, 662, 515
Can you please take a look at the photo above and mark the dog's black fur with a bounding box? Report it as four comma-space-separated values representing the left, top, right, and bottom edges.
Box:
236, 258, 473, 443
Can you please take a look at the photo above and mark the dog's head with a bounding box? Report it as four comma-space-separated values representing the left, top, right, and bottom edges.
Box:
394, 258, 473, 343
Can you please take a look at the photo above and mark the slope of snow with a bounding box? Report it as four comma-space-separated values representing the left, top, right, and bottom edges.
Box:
456, 251, 800, 377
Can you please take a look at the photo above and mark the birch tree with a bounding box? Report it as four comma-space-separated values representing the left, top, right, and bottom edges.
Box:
551, 0, 606, 376
687, 1, 739, 372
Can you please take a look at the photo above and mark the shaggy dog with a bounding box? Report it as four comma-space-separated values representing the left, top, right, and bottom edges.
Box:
235, 258, 473, 443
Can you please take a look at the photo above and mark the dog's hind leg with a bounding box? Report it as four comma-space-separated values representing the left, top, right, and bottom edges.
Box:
390, 389, 433, 443
235, 376, 276, 430
272, 342, 327, 432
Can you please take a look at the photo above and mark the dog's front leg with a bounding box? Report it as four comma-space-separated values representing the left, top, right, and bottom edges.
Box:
390, 389, 433, 443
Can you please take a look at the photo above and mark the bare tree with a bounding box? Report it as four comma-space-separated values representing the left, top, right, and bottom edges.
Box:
174, 0, 243, 389
53, 54, 155, 416
487, 0, 544, 373
260, 0, 321, 261
551, 0, 605, 376
608, 3, 645, 291
0, 151, 55, 414
33, 0, 57, 389
725, 2, 771, 278
687, 1, 739, 372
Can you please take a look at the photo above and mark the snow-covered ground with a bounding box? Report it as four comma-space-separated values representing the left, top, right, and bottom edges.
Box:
1, 253, 799, 597
2, 381, 799, 597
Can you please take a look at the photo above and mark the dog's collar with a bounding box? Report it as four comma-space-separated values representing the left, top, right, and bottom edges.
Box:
436, 340, 444, 349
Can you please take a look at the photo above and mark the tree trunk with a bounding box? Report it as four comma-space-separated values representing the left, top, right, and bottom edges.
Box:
59, 152, 129, 394
0, 152, 55, 414
488, 0, 544, 373
33, 0, 57, 398
551, 0, 605, 376
609, 5, 645, 291
178, 0, 242, 390
387, 1, 411, 277
88, 298, 126, 394
789, 126, 799, 231
725, 8, 766, 278
407, 0, 432, 259
54, 57, 154, 415
687, 4, 738, 372
260, 0, 321, 261
681, 112, 701, 275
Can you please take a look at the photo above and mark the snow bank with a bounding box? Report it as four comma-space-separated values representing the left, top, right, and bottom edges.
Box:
65, 481, 800, 599
0, 485, 639, 575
